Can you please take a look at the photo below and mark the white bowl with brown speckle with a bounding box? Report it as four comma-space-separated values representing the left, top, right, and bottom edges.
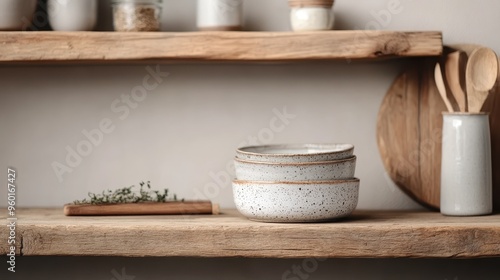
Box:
233, 179, 360, 223
234, 156, 356, 181
236, 143, 354, 163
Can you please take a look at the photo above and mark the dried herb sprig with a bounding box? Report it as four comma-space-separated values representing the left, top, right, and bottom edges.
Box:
73, 181, 183, 205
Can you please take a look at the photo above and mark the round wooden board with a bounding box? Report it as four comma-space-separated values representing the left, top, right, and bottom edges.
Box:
377, 45, 500, 211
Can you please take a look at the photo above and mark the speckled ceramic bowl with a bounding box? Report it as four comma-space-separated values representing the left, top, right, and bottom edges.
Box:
236, 144, 354, 163
234, 156, 356, 181
233, 179, 360, 223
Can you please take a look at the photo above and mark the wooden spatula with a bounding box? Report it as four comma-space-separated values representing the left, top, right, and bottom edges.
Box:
434, 63, 454, 112
445, 51, 468, 112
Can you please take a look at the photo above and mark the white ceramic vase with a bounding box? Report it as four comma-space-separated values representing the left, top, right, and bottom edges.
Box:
440, 113, 492, 216
48, 0, 98, 31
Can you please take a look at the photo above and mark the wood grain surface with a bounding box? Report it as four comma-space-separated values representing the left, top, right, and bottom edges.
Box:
0, 31, 442, 64
1, 209, 499, 258
377, 45, 500, 210
64, 201, 218, 216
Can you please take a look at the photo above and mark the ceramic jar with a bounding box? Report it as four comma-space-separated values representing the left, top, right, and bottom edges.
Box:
440, 113, 492, 216
112, 0, 162, 31
288, 0, 334, 31
0, 0, 37, 31
197, 0, 243, 31
48, 0, 98, 31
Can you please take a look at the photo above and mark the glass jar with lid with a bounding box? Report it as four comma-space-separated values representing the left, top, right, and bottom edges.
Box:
112, 0, 162, 31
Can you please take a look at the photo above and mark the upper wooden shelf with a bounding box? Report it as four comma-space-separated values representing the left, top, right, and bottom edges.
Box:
0, 31, 442, 64
1, 209, 499, 258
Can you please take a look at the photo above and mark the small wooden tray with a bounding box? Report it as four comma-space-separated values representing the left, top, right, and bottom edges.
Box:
64, 201, 219, 216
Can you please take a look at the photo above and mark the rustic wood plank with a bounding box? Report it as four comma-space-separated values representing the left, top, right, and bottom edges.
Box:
1, 209, 499, 258
0, 31, 442, 64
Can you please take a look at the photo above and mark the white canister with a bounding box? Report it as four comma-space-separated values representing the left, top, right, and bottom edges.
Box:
197, 0, 243, 31
0, 0, 37, 31
440, 113, 492, 216
48, 0, 98, 31
290, 6, 334, 31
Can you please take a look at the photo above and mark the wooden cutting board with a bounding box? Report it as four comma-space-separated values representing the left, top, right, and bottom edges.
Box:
64, 201, 219, 216
377, 44, 500, 211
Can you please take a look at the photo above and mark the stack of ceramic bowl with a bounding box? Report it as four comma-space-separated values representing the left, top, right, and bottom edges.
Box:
232, 144, 359, 223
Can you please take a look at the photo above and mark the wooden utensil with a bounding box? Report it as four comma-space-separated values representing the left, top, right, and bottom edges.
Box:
445, 51, 468, 112
434, 63, 454, 112
466, 47, 499, 112
64, 201, 220, 216
377, 45, 500, 210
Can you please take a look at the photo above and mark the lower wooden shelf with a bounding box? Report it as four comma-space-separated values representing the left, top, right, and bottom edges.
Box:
1, 209, 499, 258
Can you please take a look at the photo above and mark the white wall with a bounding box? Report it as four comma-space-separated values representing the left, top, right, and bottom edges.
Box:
3, 0, 500, 210
2, 0, 500, 209
1, 0, 500, 279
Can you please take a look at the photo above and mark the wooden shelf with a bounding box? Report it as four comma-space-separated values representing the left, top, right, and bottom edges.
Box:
1, 209, 499, 258
0, 31, 442, 64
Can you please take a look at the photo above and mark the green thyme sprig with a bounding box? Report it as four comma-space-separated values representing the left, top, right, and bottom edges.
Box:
73, 181, 183, 205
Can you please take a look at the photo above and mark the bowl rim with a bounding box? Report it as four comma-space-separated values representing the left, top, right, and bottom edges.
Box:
234, 155, 356, 166
233, 178, 360, 185
236, 143, 354, 158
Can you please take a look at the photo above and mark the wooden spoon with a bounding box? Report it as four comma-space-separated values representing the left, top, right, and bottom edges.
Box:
466, 47, 499, 113
434, 63, 454, 112
445, 51, 468, 112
